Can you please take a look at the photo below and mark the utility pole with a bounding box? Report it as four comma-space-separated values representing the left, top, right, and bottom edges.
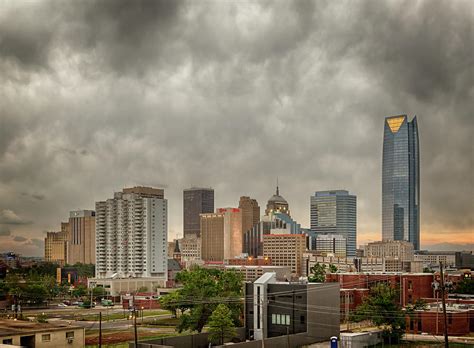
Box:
134, 308, 138, 348
99, 312, 102, 348
439, 262, 449, 348
345, 291, 350, 331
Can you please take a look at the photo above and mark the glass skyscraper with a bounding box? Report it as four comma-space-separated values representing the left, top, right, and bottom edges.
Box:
382, 115, 420, 250
310, 190, 357, 257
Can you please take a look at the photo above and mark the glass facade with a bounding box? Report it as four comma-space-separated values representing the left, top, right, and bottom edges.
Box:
382, 115, 420, 250
183, 187, 214, 238
310, 190, 357, 257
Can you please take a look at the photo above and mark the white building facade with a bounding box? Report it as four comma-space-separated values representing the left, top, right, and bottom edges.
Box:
95, 187, 167, 280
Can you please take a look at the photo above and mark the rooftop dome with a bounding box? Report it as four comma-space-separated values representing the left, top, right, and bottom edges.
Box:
267, 186, 287, 204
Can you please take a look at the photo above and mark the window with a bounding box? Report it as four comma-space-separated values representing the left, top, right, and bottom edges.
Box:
300, 315, 305, 324
42, 334, 51, 342
3, 339, 13, 344
66, 331, 75, 339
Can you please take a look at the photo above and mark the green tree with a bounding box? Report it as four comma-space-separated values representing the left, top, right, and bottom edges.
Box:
137, 286, 148, 293
455, 277, 474, 294
207, 304, 236, 345
160, 267, 243, 333
25, 283, 49, 305
308, 263, 327, 282
72, 284, 87, 298
159, 291, 181, 318
92, 286, 106, 300
352, 283, 405, 343
328, 264, 338, 273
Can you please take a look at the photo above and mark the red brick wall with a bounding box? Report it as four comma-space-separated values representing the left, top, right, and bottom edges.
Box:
406, 310, 470, 336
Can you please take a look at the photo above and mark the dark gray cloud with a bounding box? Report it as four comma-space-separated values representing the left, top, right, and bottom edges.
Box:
0, 0, 472, 255
13, 236, 27, 243
0, 210, 32, 225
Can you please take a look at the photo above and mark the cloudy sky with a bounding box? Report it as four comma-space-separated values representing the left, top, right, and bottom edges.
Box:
0, 0, 472, 256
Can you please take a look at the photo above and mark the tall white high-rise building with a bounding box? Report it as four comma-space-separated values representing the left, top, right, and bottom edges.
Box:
95, 186, 167, 279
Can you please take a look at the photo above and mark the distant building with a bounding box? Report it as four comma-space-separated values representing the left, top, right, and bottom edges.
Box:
44, 231, 67, 266
315, 234, 347, 257
414, 251, 457, 268
183, 187, 214, 238
95, 186, 167, 279
382, 115, 420, 250
66, 210, 96, 265
200, 208, 242, 262
365, 240, 414, 261
265, 185, 290, 217
263, 233, 306, 276
243, 212, 302, 258
310, 190, 357, 257
178, 237, 201, 266
245, 272, 339, 342
455, 251, 474, 270
0, 319, 85, 347
239, 196, 260, 235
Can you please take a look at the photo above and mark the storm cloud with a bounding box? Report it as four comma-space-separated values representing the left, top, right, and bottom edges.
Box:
0, 0, 472, 255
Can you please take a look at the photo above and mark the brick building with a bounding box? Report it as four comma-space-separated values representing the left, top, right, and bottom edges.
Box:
326, 273, 435, 307
406, 306, 474, 336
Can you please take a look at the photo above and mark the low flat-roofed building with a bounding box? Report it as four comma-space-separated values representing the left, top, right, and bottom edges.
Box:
88, 277, 167, 296
222, 265, 291, 282
365, 240, 414, 261
405, 303, 474, 336
0, 319, 84, 347
414, 251, 457, 268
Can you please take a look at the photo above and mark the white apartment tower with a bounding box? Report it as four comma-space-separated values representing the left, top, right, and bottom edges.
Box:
95, 187, 167, 279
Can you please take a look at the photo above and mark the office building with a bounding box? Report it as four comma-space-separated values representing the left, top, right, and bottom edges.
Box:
95, 186, 167, 279
243, 212, 302, 258
66, 210, 96, 265
245, 272, 339, 342
364, 240, 414, 261
263, 233, 306, 276
315, 234, 347, 257
200, 208, 242, 261
382, 115, 420, 250
183, 187, 214, 238
414, 251, 457, 268
265, 185, 290, 216
44, 230, 68, 266
177, 237, 201, 265
310, 190, 357, 257
239, 196, 260, 234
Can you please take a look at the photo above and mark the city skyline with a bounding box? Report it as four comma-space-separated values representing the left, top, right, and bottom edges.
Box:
0, 1, 472, 256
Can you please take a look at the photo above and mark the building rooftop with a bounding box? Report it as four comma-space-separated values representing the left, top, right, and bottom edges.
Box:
0, 319, 82, 337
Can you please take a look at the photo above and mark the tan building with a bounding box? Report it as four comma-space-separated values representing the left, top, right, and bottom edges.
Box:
365, 240, 414, 261
0, 319, 84, 347
201, 208, 242, 262
44, 231, 67, 266
239, 196, 260, 234
66, 210, 95, 265
178, 237, 201, 264
263, 233, 305, 276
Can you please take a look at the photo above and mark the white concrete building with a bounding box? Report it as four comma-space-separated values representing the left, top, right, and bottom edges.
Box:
95, 187, 167, 280
364, 240, 414, 261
